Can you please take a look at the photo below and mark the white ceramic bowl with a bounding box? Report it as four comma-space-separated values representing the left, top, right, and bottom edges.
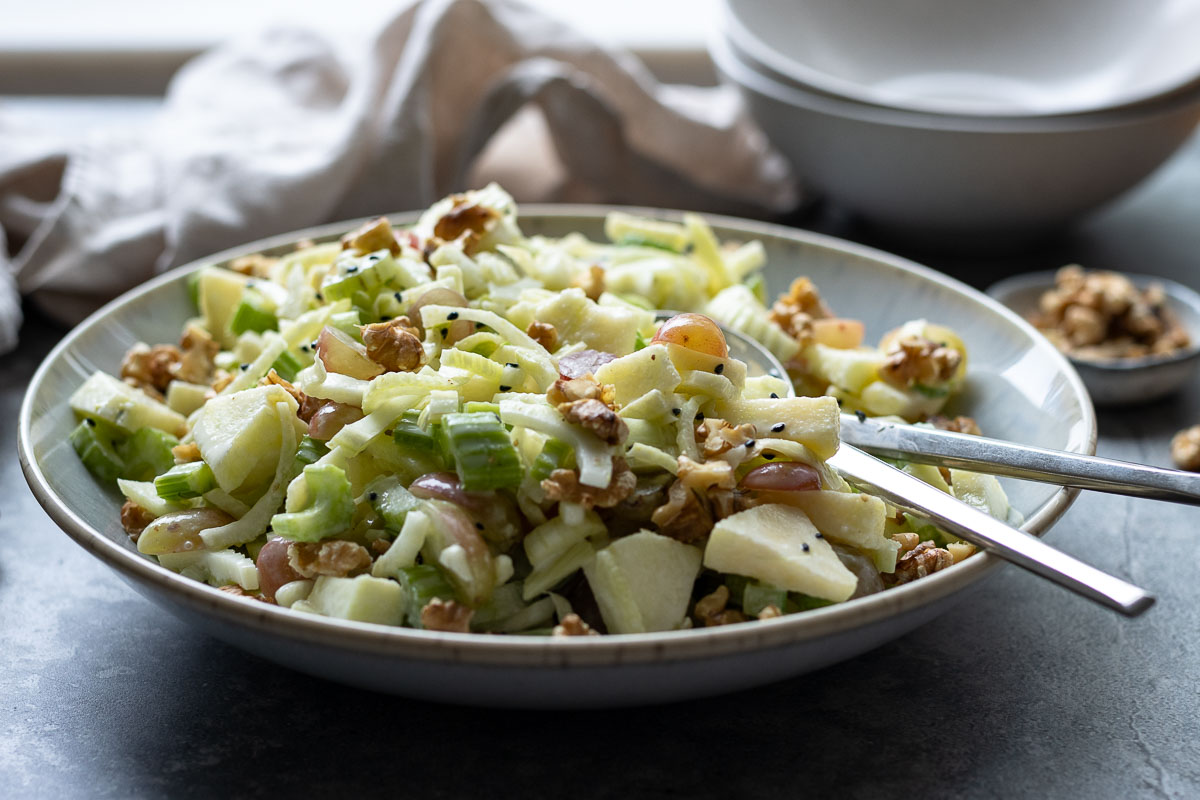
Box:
711, 32, 1200, 241
988, 271, 1200, 406
19, 208, 1095, 708
722, 0, 1200, 118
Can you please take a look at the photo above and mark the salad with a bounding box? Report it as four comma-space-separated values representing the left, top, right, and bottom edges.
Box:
67, 185, 1008, 635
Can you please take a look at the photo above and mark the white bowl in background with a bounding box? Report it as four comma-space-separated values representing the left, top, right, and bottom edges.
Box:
19, 208, 1094, 708
711, 32, 1200, 241
721, 0, 1200, 118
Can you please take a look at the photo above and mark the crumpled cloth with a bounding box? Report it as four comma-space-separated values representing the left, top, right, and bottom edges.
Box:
0, 0, 798, 354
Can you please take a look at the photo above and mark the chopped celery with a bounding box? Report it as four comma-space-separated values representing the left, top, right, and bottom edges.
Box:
634, 330, 648, 351
530, 437, 574, 482
186, 269, 202, 310
270, 349, 304, 382
117, 427, 179, 481
787, 593, 836, 612
270, 463, 355, 542
329, 309, 362, 340
441, 412, 523, 491
154, 461, 216, 500
397, 564, 457, 627
70, 420, 125, 482
294, 435, 329, 469
742, 582, 788, 617
463, 401, 501, 417
368, 477, 421, 532
744, 272, 767, 305
723, 573, 751, 605
392, 410, 437, 455
229, 288, 279, 334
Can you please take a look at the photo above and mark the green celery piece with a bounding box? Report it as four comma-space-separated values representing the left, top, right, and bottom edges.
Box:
786, 593, 836, 613
744, 273, 767, 306
229, 288, 279, 334
912, 382, 951, 399
270, 463, 355, 542
368, 477, 421, 532
904, 514, 953, 548
722, 573, 750, 605
186, 270, 203, 311
70, 420, 126, 482
294, 435, 329, 469
397, 564, 458, 627
322, 252, 401, 303
463, 401, 501, 417
118, 427, 179, 481
441, 412, 522, 491
430, 420, 453, 468
616, 234, 683, 253
154, 461, 216, 500
530, 438, 574, 482
392, 410, 437, 455
633, 330, 648, 351
329, 310, 363, 341
270, 350, 304, 382
742, 581, 788, 617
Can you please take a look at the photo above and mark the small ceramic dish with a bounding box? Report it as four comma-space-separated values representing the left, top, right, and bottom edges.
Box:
19, 208, 1095, 708
987, 271, 1200, 406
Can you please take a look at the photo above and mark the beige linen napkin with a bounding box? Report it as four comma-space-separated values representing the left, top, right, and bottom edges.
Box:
0, 0, 798, 354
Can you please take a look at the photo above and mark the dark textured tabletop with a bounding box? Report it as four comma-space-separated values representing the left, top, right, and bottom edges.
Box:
3, 116, 1199, 798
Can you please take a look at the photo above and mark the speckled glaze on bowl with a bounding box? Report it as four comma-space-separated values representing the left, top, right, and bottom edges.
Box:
987, 271, 1200, 406
19, 208, 1096, 708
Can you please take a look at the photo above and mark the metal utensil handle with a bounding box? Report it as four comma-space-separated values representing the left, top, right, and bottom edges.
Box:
828, 445, 1155, 617
841, 415, 1200, 506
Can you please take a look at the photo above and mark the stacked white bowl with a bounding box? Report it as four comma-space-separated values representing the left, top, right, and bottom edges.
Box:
714, 0, 1200, 243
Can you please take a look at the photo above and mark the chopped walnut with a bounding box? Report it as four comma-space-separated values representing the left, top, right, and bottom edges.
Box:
890, 532, 920, 555
572, 265, 606, 302
176, 324, 219, 385
228, 253, 278, 278
928, 415, 982, 436
677, 455, 737, 492
121, 343, 182, 393
287, 540, 373, 579
696, 418, 758, 465
527, 320, 558, 352
878, 336, 961, 389
888, 541, 954, 586
264, 369, 308, 406
171, 441, 202, 463
542, 457, 637, 510
341, 216, 401, 255
420, 598, 474, 633
769, 277, 833, 345
693, 585, 749, 627
547, 376, 615, 407
559, 399, 628, 445
211, 371, 235, 393
361, 317, 425, 373
553, 613, 600, 637
707, 487, 754, 520
1031, 265, 1190, 360
432, 200, 499, 254
1171, 425, 1200, 471
369, 538, 392, 556
217, 584, 267, 602
120, 500, 155, 540
651, 479, 714, 543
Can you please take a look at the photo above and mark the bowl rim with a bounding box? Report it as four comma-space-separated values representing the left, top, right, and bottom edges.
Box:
719, 0, 1200, 120
18, 205, 1096, 668
710, 27, 1200, 135
987, 269, 1200, 371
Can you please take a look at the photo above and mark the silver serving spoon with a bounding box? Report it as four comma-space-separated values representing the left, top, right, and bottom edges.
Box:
710, 321, 1155, 617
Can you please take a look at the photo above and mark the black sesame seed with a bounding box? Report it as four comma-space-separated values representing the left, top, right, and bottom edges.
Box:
506, 363, 519, 369
855, 409, 867, 423
672, 408, 681, 417
714, 363, 724, 375
447, 311, 459, 320
300, 344, 310, 353
368, 254, 380, 262
696, 411, 705, 421
85, 418, 96, 427
315, 292, 323, 301
368, 492, 378, 502
475, 522, 485, 530
347, 265, 359, 273
770, 392, 779, 399
745, 439, 756, 448
311, 340, 319, 350
393, 291, 402, 301
815, 532, 823, 539
239, 363, 249, 371
499, 385, 511, 392
771, 423, 785, 433
763, 453, 776, 460
476, 322, 485, 330
802, 543, 811, 552
439, 328, 448, 339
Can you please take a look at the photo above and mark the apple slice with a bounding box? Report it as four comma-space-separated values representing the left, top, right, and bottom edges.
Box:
584, 531, 702, 634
